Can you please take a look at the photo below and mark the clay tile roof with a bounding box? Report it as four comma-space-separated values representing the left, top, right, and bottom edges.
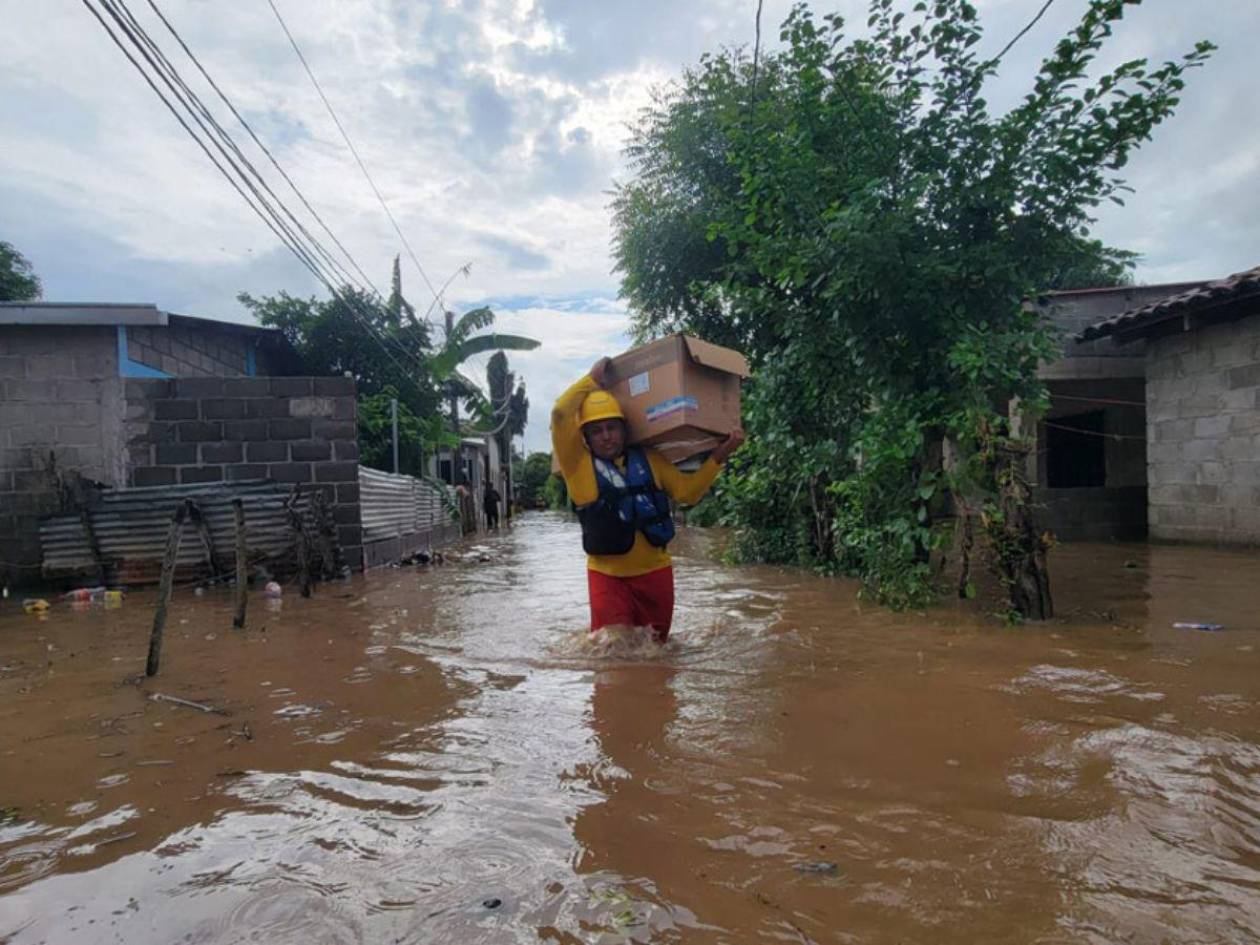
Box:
1078, 264, 1260, 341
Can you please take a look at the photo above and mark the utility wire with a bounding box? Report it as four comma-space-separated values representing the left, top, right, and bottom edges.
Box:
991, 0, 1056, 66
83, 0, 433, 400
101, 0, 360, 298
86, 0, 504, 455
1043, 420, 1144, 441
83, 0, 330, 290
110, 0, 437, 381
104, 0, 434, 381
139, 0, 385, 299
266, 0, 441, 307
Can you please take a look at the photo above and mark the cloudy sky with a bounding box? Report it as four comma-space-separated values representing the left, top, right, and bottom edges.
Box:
2, 0, 1257, 453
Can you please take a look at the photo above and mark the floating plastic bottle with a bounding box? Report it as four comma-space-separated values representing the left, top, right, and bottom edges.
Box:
62, 587, 106, 602
1173, 622, 1224, 632
264, 581, 283, 599
23, 599, 50, 614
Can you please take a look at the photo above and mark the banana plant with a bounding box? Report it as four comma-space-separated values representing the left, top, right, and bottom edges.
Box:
435, 306, 539, 442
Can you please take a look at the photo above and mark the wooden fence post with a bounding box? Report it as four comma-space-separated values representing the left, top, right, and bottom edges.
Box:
232, 498, 248, 629
285, 489, 312, 598
146, 500, 190, 677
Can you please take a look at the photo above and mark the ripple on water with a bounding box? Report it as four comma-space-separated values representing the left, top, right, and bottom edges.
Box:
1032, 723, 1260, 940
1003, 664, 1165, 705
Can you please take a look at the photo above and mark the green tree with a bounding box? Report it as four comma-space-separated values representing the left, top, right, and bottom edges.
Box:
516, 452, 554, 508
0, 241, 42, 301
240, 272, 540, 481
612, 0, 1211, 617
434, 307, 538, 474
542, 472, 569, 511
386, 254, 416, 327
487, 350, 530, 509
238, 285, 445, 476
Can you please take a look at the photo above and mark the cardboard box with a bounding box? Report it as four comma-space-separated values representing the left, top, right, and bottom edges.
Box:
608, 334, 749, 463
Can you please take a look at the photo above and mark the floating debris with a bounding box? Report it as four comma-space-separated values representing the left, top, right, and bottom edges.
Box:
793, 861, 840, 875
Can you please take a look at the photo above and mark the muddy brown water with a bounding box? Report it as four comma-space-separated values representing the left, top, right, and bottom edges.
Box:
1, 512, 1258, 944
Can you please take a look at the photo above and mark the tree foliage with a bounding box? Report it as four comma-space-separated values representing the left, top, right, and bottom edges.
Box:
515, 452, 554, 508
238, 287, 446, 477
0, 241, 42, 302
386, 255, 416, 327
238, 284, 538, 477
487, 350, 530, 459
612, 0, 1211, 615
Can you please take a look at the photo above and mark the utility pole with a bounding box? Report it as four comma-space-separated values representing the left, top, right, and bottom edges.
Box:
445, 309, 460, 484
506, 431, 514, 523
390, 397, 399, 474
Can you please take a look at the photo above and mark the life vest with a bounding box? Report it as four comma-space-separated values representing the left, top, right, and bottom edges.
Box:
577, 447, 675, 555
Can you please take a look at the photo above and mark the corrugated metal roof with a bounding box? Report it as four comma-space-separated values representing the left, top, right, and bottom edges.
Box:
1078, 265, 1260, 341
40, 480, 312, 585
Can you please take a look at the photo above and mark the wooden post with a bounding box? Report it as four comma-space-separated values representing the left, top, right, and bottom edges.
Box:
310, 489, 339, 579
232, 498, 247, 629
78, 503, 107, 587
146, 500, 190, 677
295, 523, 312, 598
187, 500, 223, 580
285, 490, 312, 598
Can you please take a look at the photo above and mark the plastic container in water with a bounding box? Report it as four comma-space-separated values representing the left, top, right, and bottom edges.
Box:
62, 587, 106, 602
264, 581, 283, 599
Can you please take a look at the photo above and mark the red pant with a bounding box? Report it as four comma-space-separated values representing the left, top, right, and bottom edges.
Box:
587, 566, 675, 643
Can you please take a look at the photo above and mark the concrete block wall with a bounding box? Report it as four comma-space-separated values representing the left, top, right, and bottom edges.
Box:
0, 327, 126, 586
126, 322, 271, 377
1146, 312, 1260, 543
124, 376, 363, 564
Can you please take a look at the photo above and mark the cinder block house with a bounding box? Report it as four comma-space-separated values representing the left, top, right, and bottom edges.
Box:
0, 302, 365, 585
1030, 282, 1204, 539
1079, 265, 1260, 544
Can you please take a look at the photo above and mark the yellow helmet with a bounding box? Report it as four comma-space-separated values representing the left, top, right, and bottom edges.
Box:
580, 390, 625, 426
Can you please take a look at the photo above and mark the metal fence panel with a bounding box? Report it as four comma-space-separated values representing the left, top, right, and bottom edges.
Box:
40, 480, 312, 585
357, 466, 455, 543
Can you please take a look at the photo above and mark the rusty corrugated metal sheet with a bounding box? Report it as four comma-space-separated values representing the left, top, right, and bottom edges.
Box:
1079, 264, 1260, 341
358, 467, 455, 543
40, 480, 312, 585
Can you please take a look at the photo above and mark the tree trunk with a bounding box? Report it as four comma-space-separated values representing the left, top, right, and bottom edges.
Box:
991, 446, 1053, 620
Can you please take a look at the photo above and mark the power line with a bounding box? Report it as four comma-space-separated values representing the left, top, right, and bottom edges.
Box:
82, 0, 434, 400
100, 0, 362, 298
84, 0, 516, 449
83, 0, 330, 289
102, 0, 438, 382
265, 0, 441, 307
991, 0, 1056, 66
139, 0, 385, 298
111, 0, 438, 380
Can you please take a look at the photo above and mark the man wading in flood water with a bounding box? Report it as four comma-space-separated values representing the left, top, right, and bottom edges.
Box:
551, 356, 744, 644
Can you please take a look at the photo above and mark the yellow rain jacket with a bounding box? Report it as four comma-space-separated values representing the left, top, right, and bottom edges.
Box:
551, 374, 722, 578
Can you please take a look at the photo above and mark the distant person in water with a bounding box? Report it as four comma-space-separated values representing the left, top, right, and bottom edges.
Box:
551, 356, 744, 644
483, 482, 502, 530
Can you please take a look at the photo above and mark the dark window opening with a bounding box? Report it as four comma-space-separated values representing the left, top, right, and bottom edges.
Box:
1046, 410, 1106, 488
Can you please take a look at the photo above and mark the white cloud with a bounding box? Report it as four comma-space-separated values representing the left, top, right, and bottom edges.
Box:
2, 0, 1257, 453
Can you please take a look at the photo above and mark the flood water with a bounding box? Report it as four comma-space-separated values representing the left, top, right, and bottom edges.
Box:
1, 512, 1258, 944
